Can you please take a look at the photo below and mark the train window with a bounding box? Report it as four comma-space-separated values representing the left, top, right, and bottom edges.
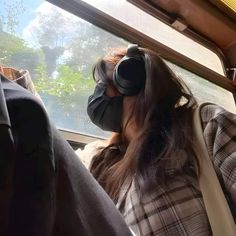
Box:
0, 0, 234, 140
165, 61, 236, 114
0, 0, 129, 138
82, 0, 225, 76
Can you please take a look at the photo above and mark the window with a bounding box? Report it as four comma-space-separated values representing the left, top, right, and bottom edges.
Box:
166, 61, 236, 113
0, 0, 129, 138
82, 0, 225, 76
0, 0, 234, 141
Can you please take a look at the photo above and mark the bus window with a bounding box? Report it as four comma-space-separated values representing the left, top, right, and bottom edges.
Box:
0, 0, 234, 141
165, 61, 236, 113
0, 0, 129, 138
81, 0, 225, 76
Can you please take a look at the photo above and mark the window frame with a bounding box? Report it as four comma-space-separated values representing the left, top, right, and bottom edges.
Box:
59, 128, 104, 145
128, 0, 230, 75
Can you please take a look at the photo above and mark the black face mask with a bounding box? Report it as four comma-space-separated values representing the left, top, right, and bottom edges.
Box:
87, 82, 123, 132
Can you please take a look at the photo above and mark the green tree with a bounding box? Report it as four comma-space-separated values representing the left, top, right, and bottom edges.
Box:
0, 31, 43, 79
33, 9, 74, 48
35, 64, 94, 97
31, 8, 79, 76
0, 31, 26, 64
41, 46, 64, 76
34, 64, 95, 110
67, 24, 128, 76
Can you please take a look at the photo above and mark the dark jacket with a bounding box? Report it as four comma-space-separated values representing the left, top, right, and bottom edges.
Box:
0, 75, 132, 236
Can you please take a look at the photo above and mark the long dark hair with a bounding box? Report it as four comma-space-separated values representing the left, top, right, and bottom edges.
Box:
90, 48, 197, 203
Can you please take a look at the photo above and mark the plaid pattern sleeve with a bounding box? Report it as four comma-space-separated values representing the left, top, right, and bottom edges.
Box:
201, 104, 236, 211
117, 174, 211, 236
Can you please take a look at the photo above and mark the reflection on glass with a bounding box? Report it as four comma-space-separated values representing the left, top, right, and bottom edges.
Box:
0, 0, 128, 137
82, 0, 224, 75
166, 61, 236, 113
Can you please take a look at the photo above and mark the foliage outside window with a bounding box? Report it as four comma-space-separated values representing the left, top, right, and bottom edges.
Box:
0, 0, 128, 137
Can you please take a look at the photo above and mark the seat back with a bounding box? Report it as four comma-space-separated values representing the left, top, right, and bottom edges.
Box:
0, 75, 15, 235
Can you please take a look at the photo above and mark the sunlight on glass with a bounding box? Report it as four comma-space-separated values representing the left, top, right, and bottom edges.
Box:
83, 0, 224, 75
166, 61, 236, 113
0, 0, 128, 137
0, 0, 234, 139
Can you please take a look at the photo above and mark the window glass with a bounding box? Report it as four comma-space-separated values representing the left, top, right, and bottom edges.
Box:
0, 0, 128, 137
0, 0, 234, 140
83, 0, 225, 76
166, 61, 236, 113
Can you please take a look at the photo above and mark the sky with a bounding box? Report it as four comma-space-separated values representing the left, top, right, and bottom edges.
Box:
0, 0, 82, 47
0, 0, 43, 33
18, 0, 44, 32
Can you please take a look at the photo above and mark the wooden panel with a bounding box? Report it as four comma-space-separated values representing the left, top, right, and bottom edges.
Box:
130, 0, 236, 67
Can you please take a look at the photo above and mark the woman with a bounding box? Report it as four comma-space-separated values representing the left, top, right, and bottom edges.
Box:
80, 45, 236, 235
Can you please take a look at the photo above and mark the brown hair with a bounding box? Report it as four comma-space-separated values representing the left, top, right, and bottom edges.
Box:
90, 48, 197, 203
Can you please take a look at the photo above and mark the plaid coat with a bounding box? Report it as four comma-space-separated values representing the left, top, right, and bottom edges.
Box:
116, 104, 236, 236
78, 104, 236, 236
